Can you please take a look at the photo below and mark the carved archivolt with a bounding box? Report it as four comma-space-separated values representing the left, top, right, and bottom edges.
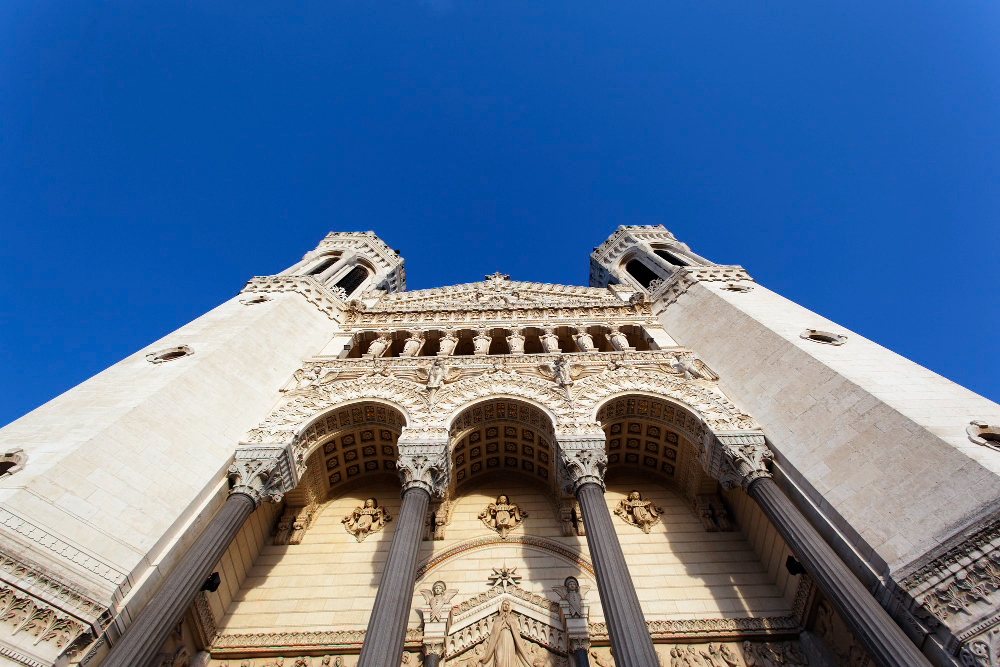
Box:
434, 371, 571, 427
571, 368, 757, 432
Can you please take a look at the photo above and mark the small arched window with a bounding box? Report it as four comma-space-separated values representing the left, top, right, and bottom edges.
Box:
625, 259, 659, 289
335, 265, 369, 297
654, 249, 689, 266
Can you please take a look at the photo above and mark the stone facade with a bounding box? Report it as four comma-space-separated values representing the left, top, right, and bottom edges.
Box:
0, 226, 996, 666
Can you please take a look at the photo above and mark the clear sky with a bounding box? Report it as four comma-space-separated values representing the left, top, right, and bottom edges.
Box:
1, 0, 998, 427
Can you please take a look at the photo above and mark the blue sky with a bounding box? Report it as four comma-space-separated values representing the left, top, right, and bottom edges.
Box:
1, 0, 998, 426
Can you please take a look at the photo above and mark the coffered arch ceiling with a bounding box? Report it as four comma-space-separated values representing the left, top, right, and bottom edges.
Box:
449, 398, 557, 493
596, 394, 715, 493
298, 401, 406, 495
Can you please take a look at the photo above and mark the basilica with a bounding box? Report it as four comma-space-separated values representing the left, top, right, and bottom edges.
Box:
1, 226, 999, 667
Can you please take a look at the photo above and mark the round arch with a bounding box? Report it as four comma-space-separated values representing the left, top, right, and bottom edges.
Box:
447, 397, 559, 494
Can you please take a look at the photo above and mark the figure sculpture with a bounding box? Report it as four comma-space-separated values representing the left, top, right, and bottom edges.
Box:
438, 330, 459, 356
506, 331, 526, 354
474, 330, 492, 355
400, 332, 424, 357
479, 494, 527, 537
614, 490, 663, 533
539, 328, 561, 353
364, 335, 391, 358
551, 576, 590, 618
342, 498, 392, 542
419, 580, 458, 622
476, 600, 534, 667
605, 326, 631, 351
573, 331, 596, 352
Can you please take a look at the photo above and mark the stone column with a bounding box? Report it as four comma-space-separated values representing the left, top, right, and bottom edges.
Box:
559, 433, 660, 667
357, 431, 449, 667
715, 436, 932, 667
318, 251, 358, 283
102, 445, 297, 667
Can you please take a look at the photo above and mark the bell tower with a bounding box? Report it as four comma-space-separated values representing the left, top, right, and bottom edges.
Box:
280, 230, 406, 298
589, 224, 714, 290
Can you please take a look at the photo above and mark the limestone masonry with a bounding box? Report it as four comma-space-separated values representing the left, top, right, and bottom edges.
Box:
1, 227, 999, 667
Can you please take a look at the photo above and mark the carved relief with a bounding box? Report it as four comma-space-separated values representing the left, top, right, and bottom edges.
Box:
695, 494, 733, 532
961, 627, 1000, 667
614, 490, 664, 533
0, 583, 87, 649
342, 498, 392, 542
479, 495, 528, 538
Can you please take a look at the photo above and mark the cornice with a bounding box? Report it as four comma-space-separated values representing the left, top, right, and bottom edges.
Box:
344, 302, 652, 327
0, 547, 109, 628
240, 276, 347, 321
209, 628, 424, 655
648, 265, 754, 308
315, 231, 402, 272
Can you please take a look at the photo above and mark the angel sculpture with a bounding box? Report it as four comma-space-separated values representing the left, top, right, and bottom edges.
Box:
537, 357, 582, 388
419, 580, 458, 622
551, 576, 590, 619
416, 359, 461, 390
614, 490, 664, 533
670, 354, 719, 381
479, 494, 527, 537
342, 498, 392, 542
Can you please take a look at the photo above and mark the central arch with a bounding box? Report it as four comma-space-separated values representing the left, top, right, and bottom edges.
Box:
448, 397, 558, 493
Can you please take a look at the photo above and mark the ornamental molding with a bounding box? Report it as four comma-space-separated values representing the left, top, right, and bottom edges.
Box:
900, 519, 1000, 596
229, 444, 298, 507
0, 583, 90, 651
560, 446, 608, 493
648, 265, 754, 308
0, 506, 127, 587
432, 371, 572, 425
240, 276, 346, 321
0, 547, 109, 627
210, 628, 423, 655
314, 231, 401, 271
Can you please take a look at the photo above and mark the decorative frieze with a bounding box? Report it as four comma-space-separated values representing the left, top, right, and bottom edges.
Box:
0, 583, 88, 650
647, 265, 754, 308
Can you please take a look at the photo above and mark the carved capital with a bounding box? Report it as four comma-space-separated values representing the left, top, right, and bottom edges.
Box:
560, 440, 608, 493
228, 444, 298, 508
711, 434, 773, 491
397, 441, 449, 497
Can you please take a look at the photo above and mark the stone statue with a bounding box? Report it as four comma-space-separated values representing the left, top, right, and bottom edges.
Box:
614, 490, 663, 533
551, 576, 590, 618
479, 494, 527, 537
400, 332, 424, 357
670, 354, 718, 381
474, 329, 492, 355
418, 358, 458, 390
506, 331, 526, 354
438, 330, 459, 356
573, 331, 596, 352
539, 329, 561, 353
538, 357, 580, 387
419, 580, 458, 622
364, 334, 391, 358
476, 600, 534, 667
605, 326, 631, 351
342, 498, 392, 542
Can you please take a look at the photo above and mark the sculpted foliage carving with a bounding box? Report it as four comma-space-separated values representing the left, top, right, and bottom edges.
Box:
0, 584, 87, 649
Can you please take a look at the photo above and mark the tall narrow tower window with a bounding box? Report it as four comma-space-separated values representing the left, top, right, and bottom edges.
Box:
335, 265, 369, 297
625, 260, 658, 289
654, 249, 689, 266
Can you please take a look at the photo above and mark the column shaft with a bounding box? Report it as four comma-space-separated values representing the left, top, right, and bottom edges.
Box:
575, 482, 659, 667
357, 486, 430, 667
423, 655, 440, 667
573, 648, 590, 667
748, 478, 930, 667
102, 493, 256, 667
